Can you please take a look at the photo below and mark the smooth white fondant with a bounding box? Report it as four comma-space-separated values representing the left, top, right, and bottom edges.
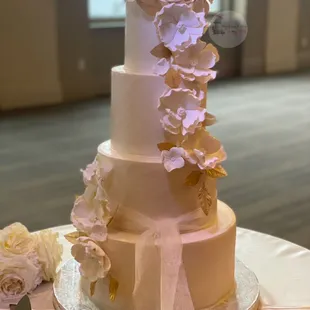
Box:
81, 201, 236, 310
124, 1, 160, 74
110, 66, 167, 157
98, 140, 218, 229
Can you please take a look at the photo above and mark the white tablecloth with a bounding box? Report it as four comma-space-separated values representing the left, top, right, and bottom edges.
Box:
3, 226, 310, 310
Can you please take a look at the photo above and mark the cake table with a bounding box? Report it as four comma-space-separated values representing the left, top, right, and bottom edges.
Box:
2, 225, 308, 310
0, 225, 310, 310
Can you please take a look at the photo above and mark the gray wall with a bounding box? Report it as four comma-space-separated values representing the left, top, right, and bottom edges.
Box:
242, 0, 310, 76
298, 0, 310, 69
0, 0, 62, 110
1, 0, 310, 109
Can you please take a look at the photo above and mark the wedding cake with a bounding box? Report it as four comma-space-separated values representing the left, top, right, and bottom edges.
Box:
66, 0, 236, 309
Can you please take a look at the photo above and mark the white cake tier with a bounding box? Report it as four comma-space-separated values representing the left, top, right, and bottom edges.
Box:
98, 140, 218, 231
81, 201, 236, 310
110, 66, 166, 157
124, 0, 160, 74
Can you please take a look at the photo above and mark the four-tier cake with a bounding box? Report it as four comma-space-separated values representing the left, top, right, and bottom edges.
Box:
66, 0, 237, 309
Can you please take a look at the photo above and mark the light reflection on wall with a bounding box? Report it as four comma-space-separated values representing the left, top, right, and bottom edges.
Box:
88, 0, 220, 19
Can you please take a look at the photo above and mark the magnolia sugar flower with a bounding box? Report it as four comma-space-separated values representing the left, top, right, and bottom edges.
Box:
161, 147, 186, 172
135, 0, 196, 16
159, 89, 206, 136
154, 57, 173, 76
173, 41, 218, 83
0, 223, 37, 257
80, 158, 114, 206
191, 149, 219, 170
154, 3, 207, 52
34, 230, 63, 281
71, 237, 111, 282
0, 255, 42, 305
71, 195, 108, 243
182, 129, 227, 169
81, 159, 98, 186
96, 158, 114, 202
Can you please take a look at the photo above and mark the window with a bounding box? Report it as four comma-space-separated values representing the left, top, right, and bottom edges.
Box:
88, 0, 221, 20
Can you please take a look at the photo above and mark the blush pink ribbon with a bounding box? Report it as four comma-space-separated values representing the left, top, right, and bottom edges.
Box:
114, 207, 210, 310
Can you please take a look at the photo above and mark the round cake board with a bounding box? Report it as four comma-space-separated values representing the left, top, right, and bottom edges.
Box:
53, 259, 260, 310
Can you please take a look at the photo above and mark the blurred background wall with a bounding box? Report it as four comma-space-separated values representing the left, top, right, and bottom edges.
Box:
0, 0, 310, 110
0, 0, 62, 110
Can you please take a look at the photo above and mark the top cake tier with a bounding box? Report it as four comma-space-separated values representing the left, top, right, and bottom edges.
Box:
124, 0, 160, 74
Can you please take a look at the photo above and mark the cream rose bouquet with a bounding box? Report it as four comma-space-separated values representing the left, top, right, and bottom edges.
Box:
0, 223, 63, 306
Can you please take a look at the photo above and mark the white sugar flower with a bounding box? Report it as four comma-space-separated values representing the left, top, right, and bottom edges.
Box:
154, 4, 207, 52
0, 255, 42, 305
80, 158, 111, 202
180, 79, 206, 100
192, 149, 219, 169
154, 57, 173, 76
182, 129, 227, 169
33, 230, 63, 281
71, 196, 108, 242
71, 237, 111, 282
96, 158, 114, 202
161, 147, 186, 172
81, 159, 98, 186
161, 108, 183, 135
0, 223, 37, 257
174, 41, 218, 83
159, 89, 206, 136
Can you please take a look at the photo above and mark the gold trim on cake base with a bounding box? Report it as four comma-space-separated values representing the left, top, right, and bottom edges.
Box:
53, 259, 260, 310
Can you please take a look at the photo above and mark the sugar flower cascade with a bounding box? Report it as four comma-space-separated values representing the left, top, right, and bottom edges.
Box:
138, 0, 227, 187
65, 158, 119, 299
66, 0, 227, 304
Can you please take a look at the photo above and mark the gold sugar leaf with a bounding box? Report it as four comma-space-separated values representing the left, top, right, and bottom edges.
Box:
109, 275, 119, 302
198, 182, 213, 216
201, 83, 208, 95
150, 43, 172, 59
15, 294, 31, 310
165, 68, 182, 88
64, 231, 87, 245
203, 112, 217, 126
206, 165, 228, 178
185, 171, 204, 186
157, 142, 176, 151
90, 281, 97, 297
206, 43, 220, 62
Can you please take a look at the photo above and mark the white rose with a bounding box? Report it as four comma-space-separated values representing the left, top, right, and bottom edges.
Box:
0, 223, 37, 257
71, 237, 111, 282
34, 230, 63, 282
0, 255, 42, 305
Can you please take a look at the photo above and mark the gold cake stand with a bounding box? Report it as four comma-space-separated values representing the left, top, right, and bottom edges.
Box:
53, 259, 260, 310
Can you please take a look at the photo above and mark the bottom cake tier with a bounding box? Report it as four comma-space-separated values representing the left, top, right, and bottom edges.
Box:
80, 201, 236, 310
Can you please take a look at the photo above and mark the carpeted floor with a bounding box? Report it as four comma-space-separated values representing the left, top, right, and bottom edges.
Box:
1, 72, 310, 248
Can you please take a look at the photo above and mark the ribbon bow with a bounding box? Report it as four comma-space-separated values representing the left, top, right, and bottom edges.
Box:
115, 208, 209, 310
